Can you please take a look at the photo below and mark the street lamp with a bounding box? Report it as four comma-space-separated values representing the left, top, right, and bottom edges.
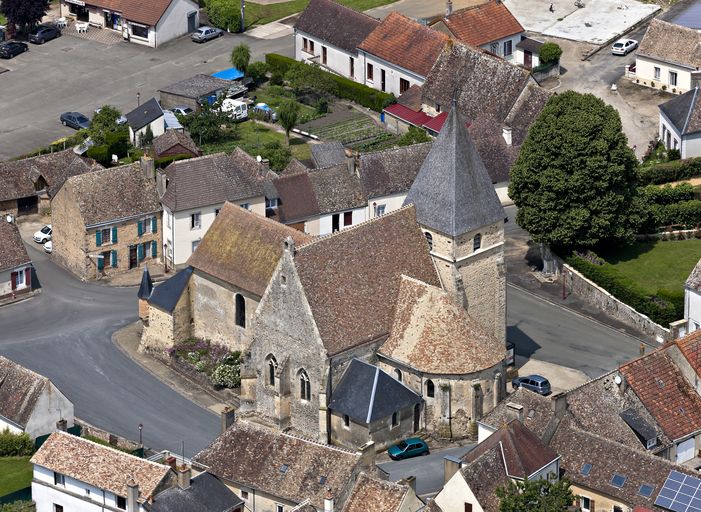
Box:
240, 0, 245, 33
138, 423, 143, 446
137, 92, 141, 107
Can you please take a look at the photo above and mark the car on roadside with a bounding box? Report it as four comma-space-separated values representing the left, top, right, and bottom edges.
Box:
44, 240, 53, 254
171, 106, 194, 116
33, 225, 52, 244
611, 38, 638, 56
387, 438, 430, 460
512, 374, 552, 395
253, 102, 278, 122
60, 111, 91, 130
0, 41, 28, 59
191, 26, 223, 43
28, 24, 61, 44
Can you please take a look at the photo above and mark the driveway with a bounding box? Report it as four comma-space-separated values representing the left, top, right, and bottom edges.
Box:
0, 31, 292, 161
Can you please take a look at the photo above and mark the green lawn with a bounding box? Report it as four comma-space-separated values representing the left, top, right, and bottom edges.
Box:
600, 239, 701, 295
245, 0, 396, 27
0, 457, 32, 497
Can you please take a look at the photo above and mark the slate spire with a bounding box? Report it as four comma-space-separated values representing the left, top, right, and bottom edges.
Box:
137, 266, 153, 299
403, 100, 505, 236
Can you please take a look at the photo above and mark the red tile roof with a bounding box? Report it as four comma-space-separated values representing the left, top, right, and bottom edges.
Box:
384, 104, 433, 127
620, 347, 701, 440
676, 329, 701, 375
358, 12, 449, 77
83, 0, 176, 26
443, 1, 523, 48
423, 111, 448, 132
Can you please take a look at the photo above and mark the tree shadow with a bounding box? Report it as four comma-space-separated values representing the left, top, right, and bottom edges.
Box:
596, 240, 656, 265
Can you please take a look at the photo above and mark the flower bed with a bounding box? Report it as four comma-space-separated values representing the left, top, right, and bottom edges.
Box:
166, 338, 241, 389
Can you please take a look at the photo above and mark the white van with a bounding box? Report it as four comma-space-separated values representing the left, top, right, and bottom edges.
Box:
221, 99, 248, 121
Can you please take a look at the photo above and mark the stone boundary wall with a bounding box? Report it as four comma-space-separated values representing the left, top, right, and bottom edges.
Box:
74, 417, 148, 453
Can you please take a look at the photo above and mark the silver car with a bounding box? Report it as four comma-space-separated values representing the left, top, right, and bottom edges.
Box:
191, 26, 223, 43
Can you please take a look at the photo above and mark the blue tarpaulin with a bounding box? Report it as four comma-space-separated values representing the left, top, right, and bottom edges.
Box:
212, 68, 244, 80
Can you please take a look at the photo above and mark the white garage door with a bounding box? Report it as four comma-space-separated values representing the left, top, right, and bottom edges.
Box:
677, 438, 696, 463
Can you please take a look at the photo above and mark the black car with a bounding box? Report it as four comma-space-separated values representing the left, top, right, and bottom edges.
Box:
0, 41, 28, 59
29, 24, 61, 44
60, 112, 91, 130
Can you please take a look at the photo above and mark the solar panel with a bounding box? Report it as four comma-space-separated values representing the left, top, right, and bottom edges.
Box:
639, 484, 655, 498
655, 470, 701, 512
581, 463, 592, 476
611, 474, 627, 488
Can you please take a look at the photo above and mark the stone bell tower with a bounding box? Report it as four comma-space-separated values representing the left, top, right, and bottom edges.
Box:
403, 102, 506, 341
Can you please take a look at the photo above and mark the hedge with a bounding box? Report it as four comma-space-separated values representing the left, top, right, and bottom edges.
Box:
638, 157, 701, 185
265, 53, 395, 112
0, 429, 33, 457
565, 253, 683, 326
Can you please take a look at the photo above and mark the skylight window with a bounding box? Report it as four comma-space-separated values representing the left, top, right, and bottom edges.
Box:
319, 476, 327, 485
280, 464, 289, 473
611, 474, 627, 488
581, 463, 592, 476
639, 484, 654, 498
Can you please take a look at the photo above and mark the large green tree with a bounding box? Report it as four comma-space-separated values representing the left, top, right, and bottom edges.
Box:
496, 478, 575, 512
88, 105, 126, 146
206, 0, 241, 32
1, 0, 49, 37
179, 99, 233, 144
231, 44, 251, 74
509, 91, 639, 256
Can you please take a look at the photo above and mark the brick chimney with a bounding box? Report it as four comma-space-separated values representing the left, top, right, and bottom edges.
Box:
220, 407, 236, 434
165, 456, 177, 471
324, 488, 334, 512
357, 441, 375, 470
140, 156, 155, 181
126, 478, 139, 512
506, 402, 524, 423
56, 419, 67, 432
177, 466, 191, 490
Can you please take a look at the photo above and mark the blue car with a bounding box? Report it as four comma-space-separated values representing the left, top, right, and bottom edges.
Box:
388, 438, 429, 460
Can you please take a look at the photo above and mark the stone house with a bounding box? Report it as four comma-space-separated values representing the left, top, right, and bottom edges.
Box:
327, 359, 422, 451
140, 266, 193, 350
126, 97, 165, 147
658, 88, 701, 159
51, 164, 162, 281
158, 149, 269, 267
0, 219, 33, 300
0, 355, 74, 439
152, 130, 201, 160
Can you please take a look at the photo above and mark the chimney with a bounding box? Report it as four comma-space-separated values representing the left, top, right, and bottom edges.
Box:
56, 419, 68, 432
261, 158, 270, 174
357, 441, 375, 470
502, 126, 512, 146
220, 407, 236, 434
616, 373, 627, 395
127, 478, 139, 512
165, 456, 177, 471
550, 392, 568, 417
443, 455, 462, 484
324, 488, 334, 512
506, 402, 524, 423
140, 156, 155, 181
446, 0, 453, 15
177, 466, 191, 490
156, 169, 167, 198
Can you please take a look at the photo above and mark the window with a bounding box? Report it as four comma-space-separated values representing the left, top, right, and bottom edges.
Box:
613, 507, 623, 512
400, 78, 410, 94
276, 505, 284, 512
381, 69, 386, 92
503, 40, 512, 57
322, 46, 327, 65
350, 57, 355, 77
436, 104, 441, 113
86, 489, 91, 497
281, 274, 287, 286
54, 472, 65, 486
426, 379, 435, 398
473, 233, 482, 251
580, 497, 591, 512
54, 506, 63, 512
15, 269, 25, 287
674, 138, 679, 150
240, 203, 250, 210
654, 66, 661, 80
424, 232, 433, 251
670, 71, 678, 86
309, 40, 315, 53
117, 496, 127, 509
299, 370, 311, 401
235, 294, 246, 328
101, 228, 111, 244
367, 63, 374, 81
343, 211, 352, 227
191, 212, 201, 229
131, 24, 149, 39
391, 412, 399, 427
375, 204, 386, 216
490, 42, 499, 55
241, 490, 249, 500
332, 213, 340, 232
580, 463, 592, 476
464, 505, 473, 512
394, 368, 402, 382
267, 355, 278, 386
192, 239, 201, 253
343, 414, 350, 428
265, 198, 278, 209
303, 37, 308, 52
610, 474, 627, 488
639, 484, 654, 497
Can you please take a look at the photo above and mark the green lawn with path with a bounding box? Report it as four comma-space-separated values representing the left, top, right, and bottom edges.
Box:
0, 457, 32, 497
245, 0, 395, 27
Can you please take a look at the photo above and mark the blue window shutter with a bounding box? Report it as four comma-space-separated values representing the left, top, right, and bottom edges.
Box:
137, 243, 144, 261
112, 226, 118, 243
96, 230, 102, 247
137, 220, 143, 237
111, 250, 118, 268
97, 255, 104, 271
151, 241, 157, 258
151, 216, 157, 234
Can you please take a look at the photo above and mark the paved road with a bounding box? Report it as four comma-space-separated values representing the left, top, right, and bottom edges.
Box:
0, 242, 219, 456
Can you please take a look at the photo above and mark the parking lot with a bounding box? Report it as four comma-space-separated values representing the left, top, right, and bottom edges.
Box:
0, 31, 291, 161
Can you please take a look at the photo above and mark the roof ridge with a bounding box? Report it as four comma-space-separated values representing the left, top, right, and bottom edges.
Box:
168, 152, 228, 168
683, 87, 699, 134
360, 141, 433, 159
366, 365, 380, 423
0, 355, 50, 385
279, 429, 359, 455
313, 0, 381, 23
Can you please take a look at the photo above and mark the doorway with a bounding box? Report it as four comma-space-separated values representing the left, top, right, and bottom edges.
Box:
524, 50, 532, 69
187, 12, 197, 32
129, 246, 138, 269
413, 404, 421, 432
381, 69, 386, 92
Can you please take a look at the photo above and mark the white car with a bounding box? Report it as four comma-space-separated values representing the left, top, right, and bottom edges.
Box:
612, 39, 638, 55
44, 240, 52, 254
171, 106, 193, 116
33, 224, 52, 243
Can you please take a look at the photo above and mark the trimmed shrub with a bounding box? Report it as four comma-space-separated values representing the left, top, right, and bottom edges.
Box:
539, 42, 563, 65
640, 183, 695, 205
638, 157, 701, 185
0, 429, 33, 456
211, 363, 240, 388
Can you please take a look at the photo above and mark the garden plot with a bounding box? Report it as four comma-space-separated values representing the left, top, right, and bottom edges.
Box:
310, 114, 389, 145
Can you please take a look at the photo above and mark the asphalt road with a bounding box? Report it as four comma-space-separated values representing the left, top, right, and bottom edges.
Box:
0, 242, 219, 457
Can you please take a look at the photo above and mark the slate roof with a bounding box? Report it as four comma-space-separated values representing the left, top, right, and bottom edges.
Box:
0, 355, 49, 428
638, 19, 701, 69
620, 347, 701, 441
0, 220, 30, 273
358, 12, 449, 77
686, 258, 701, 291
126, 97, 164, 132
403, 102, 505, 236
358, 142, 432, 199
137, 266, 153, 299
272, 172, 320, 223
660, 88, 701, 136
516, 37, 544, 54
380, 276, 504, 374
193, 421, 361, 510
31, 432, 171, 501
161, 149, 265, 212
466, 114, 519, 184
309, 165, 366, 214
310, 142, 347, 168
62, 164, 161, 227
149, 472, 243, 512
187, 202, 313, 296
441, 1, 523, 47
149, 267, 193, 313
342, 473, 411, 512
328, 359, 422, 424
159, 74, 233, 99
294, 205, 440, 355
294, 0, 380, 54
152, 130, 201, 158
504, 83, 552, 148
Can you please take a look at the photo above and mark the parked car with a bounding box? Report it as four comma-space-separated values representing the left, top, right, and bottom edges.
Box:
94, 108, 127, 125
0, 41, 28, 59
388, 438, 429, 460
512, 374, 552, 395
253, 103, 278, 122
171, 106, 194, 116
44, 240, 52, 254
28, 24, 61, 44
611, 38, 638, 56
33, 225, 52, 243
60, 112, 90, 130
221, 98, 248, 120
191, 26, 223, 43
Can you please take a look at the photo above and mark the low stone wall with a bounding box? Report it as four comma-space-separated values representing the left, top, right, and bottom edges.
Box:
637, 228, 701, 241
532, 62, 560, 83
74, 417, 146, 453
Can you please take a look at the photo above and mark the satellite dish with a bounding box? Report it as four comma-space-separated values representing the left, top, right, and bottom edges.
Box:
614, 375, 622, 385
256, 155, 262, 162
5, 214, 13, 223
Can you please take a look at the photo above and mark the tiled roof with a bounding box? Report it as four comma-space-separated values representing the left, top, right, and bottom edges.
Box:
458, 442, 509, 512
294, 0, 380, 54
187, 202, 313, 296
31, 432, 171, 501
358, 12, 449, 77
0, 220, 30, 273
272, 171, 320, 223
442, 1, 523, 47
328, 359, 422, 424
309, 165, 367, 214
397, 84, 423, 111
383, 104, 433, 129
152, 131, 201, 158
159, 74, 233, 99
479, 387, 554, 439
660, 88, 701, 136
620, 347, 701, 441
76, 0, 176, 25
125, 97, 163, 132
294, 205, 440, 355
193, 421, 361, 510
342, 473, 410, 512
675, 329, 701, 376
686, 258, 701, 291
281, 159, 310, 176
149, 267, 193, 313
638, 19, 701, 69
516, 36, 544, 54
0, 355, 48, 428
311, 142, 347, 168
150, 472, 244, 512
358, 142, 432, 199
63, 164, 161, 227
380, 276, 504, 374
161, 149, 265, 212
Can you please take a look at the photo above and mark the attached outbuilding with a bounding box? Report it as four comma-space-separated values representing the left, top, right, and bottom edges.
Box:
159, 75, 235, 112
